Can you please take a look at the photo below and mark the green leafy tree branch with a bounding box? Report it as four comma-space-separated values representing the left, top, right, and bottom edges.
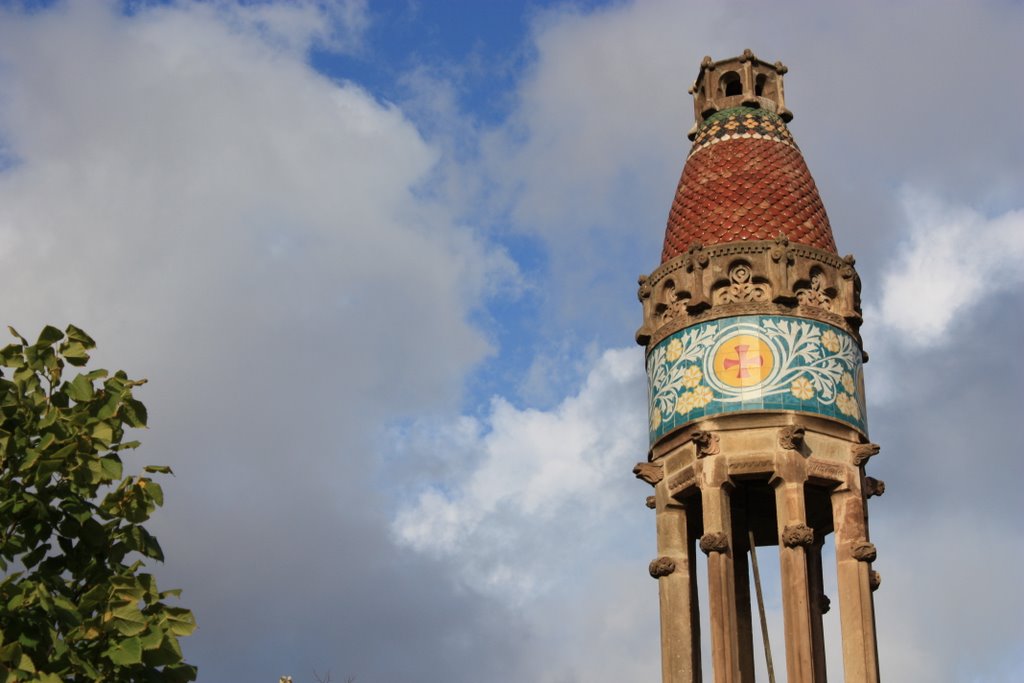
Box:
0, 325, 196, 681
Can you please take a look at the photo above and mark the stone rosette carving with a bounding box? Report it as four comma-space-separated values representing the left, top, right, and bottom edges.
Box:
852, 442, 880, 466
778, 425, 805, 450
699, 532, 730, 555
851, 541, 877, 563
693, 430, 720, 458
633, 462, 664, 486
865, 476, 885, 498
869, 570, 882, 591
782, 523, 815, 548
649, 556, 677, 578
712, 262, 771, 304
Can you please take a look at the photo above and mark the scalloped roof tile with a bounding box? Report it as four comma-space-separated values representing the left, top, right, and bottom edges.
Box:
661, 107, 837, 262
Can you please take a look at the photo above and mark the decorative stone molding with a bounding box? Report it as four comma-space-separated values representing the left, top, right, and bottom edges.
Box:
778, 425, 806, 450
667, 467, 697, 495
782, 523, 815, 548
699, 532, 730, 555
646, 495, 657, 509
633, 462, 664, 486
818, 593, 831, 614
712, 262, 771, 304
637, 239, 864, 350
649, 556, 677, 578
794, 269, 835, 311
869, 570, 882, 591
851, 442, 880, 466
865, 477, 885, 498
729, 458, 775, 476
806, 460, 846, 483
851, 541, 877, 563
693, 430, 720, 458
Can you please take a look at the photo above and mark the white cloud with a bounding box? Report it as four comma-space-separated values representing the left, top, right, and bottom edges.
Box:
870, 192, 1024, 343
393, 347, 648, 600
0, 3, 520, 677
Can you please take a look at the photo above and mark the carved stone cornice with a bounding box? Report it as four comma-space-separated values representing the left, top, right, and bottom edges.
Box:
782, 523, 815, 548
636, 238, 863, 349
633, 462, 664, 486
649, 556, 677, 578
667, 466, 698, 495
699, 532, 730, 555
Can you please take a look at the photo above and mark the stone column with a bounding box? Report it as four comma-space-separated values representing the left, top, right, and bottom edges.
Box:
807, 535, 828, 682
699, 456, 741, 683
773, 468, 817, 682
653, 489, 701, 683
831, 484, 880, 683
730, 506, 756, 682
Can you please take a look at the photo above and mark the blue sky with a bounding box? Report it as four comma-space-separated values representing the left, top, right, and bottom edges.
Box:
0, 1, 1022, 681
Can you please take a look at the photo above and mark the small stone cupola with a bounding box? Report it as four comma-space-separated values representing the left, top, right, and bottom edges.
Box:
687, 48, 793, 140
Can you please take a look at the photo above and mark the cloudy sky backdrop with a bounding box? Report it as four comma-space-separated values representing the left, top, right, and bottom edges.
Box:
0, 0, 1021, 680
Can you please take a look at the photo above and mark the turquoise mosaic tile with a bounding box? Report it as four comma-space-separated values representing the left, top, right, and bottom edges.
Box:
647, 315, 867, 444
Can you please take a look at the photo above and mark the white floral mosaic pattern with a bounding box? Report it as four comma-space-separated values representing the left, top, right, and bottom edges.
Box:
647, 315, 867, 443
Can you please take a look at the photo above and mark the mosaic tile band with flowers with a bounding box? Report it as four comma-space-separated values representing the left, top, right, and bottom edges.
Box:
647, 315, 867, 445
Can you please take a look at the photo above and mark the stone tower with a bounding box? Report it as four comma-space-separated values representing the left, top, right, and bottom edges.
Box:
634, 51, 882, 683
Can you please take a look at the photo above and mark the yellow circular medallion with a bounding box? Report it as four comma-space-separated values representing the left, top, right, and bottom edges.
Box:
712, 334, 774, 388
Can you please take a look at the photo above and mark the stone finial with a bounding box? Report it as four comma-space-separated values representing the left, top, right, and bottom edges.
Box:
699, 532, 730, 555
782, 523, 815, 548
633, 462, 664, 486
693, 430, 720, 458
649, 556, 677, 578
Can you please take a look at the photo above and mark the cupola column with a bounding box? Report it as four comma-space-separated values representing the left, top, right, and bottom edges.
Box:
699, 459, 742, 683
653, 491, 702, 683
772, 456, 818, 682
830, 482, 880, 683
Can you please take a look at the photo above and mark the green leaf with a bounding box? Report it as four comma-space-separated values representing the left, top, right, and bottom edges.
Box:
104, 636, 142, 665
64, 325, 96, 348
143, 465, 173, 474
66, 374, 95, 402
161, 607, 197, 637
35, 326, 64, 347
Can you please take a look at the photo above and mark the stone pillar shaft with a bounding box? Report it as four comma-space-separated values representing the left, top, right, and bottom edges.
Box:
655, 492, 701, 683
700, 476, 741, 683
774, 481, 817, 682
831, 487, 880, 683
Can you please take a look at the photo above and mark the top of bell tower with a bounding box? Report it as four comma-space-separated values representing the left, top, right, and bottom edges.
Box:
660, 50, 838, 262
687, 48, 792, 140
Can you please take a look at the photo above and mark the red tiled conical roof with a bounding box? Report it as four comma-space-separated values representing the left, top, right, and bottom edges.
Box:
661, 107, 836, 262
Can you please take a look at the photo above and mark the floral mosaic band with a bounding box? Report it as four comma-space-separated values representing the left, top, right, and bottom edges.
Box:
647, 315, 867, 445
